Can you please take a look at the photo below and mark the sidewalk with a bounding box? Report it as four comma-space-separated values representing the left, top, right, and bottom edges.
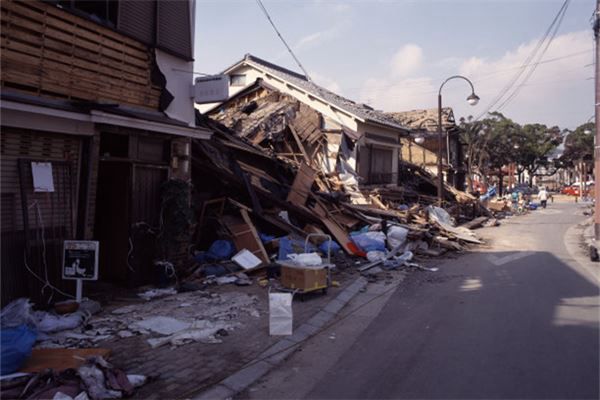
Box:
84, 266, 366, 399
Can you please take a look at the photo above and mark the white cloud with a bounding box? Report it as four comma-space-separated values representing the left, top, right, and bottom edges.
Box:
296, 31, 324, 50
457, 30, 594, 128
390, 44, 423, 78
357, 31, 594, 128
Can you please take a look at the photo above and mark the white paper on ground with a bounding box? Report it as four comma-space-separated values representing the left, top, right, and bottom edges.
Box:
130, 316, 191, 336
269, 293, 293, 336
232, 249, 262, 270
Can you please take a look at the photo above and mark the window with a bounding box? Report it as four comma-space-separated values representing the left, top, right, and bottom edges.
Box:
55, 0, 118, 27
230, 74, 247, 87
49, 1, 193, 60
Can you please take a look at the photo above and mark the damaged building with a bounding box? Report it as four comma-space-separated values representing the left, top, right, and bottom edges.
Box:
0, 0, 211, 305
387, 108, 467, 190
202, 54, 413, 187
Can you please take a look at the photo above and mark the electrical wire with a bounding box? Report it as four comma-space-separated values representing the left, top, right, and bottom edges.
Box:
345, 49, 591, 95
496, 0, 570, 112
255, 0, 312, 82
474, 0, 570, 120
23, 201, 75, 302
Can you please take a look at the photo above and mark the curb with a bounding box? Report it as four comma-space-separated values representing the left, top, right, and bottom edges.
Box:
192, 276, 368, 400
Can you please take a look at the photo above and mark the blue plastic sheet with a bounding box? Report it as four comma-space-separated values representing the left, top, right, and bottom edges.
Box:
259, 233, 276, 243
277, 237, 317, 260
351, 232, 386, 252
1, 325, 37, 375
319, 240, 340, 254
195, 240, 235, 263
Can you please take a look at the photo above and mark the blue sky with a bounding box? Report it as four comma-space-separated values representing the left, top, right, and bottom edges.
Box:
194, 0, 596, 130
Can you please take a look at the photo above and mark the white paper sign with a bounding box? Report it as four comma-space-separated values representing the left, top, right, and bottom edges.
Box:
31, 162, 55, 192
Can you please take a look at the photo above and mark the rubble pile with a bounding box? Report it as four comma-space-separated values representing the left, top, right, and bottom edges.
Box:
186, 105, 489, 281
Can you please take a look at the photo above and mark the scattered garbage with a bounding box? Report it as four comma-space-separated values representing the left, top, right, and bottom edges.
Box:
0, 356, 146, 400
137, 288, 177, 301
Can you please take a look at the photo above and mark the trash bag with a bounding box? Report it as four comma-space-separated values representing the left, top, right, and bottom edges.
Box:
1, 298, 36, 329
34, 310, 86, 333
278, 237, 316, 260
259, 233, 276, 243
206, 240, 235, 261
366, 250, 386, 262
1, 324, 37, 374
386, 226, 409, 250
351, 231, 386, 252
269, 293, 293, 336
319, 240, 340, 254
287, 253, 322, 266
427, 206, 456, 227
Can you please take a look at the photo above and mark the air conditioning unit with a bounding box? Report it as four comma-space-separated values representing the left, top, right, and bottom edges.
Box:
193, 75, 229, 104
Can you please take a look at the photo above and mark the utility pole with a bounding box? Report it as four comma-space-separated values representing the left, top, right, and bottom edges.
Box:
594, 0, 600, 241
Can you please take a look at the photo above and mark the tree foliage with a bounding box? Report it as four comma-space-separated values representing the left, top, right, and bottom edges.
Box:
459, 112, 562, 192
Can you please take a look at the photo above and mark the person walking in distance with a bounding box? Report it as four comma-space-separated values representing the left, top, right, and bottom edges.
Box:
538, 186, 549, 209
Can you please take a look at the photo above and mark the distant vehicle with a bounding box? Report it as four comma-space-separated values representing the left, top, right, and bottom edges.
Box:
561, 183, 592, 197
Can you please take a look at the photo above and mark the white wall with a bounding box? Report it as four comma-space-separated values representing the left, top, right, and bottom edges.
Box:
155, 49, 196, 127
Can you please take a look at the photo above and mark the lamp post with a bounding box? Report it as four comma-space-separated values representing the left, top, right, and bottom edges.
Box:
593, 0, 599, 242
437, 76, 480, 206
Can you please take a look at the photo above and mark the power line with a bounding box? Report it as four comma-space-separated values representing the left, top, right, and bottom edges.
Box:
475, 0, 570, 119
255, 0, 312, 82
496, 0, 570, 111
344, 49, 590, 95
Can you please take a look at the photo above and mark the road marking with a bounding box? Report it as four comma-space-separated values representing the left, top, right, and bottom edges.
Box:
487, 251, 535, 266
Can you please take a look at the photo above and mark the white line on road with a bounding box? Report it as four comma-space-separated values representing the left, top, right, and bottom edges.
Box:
487, 251, 535, 266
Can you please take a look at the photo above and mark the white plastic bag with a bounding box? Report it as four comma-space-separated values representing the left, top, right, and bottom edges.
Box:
366, 251, 386, 262
269, 293, 293, 336
287, 252, 322, 266
386, 226, 409, 250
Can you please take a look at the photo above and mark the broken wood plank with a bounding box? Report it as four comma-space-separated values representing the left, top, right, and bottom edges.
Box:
459, 216, 489, 230
289, 125, 310, 165
20, 348, 111, 373
287, 162, 317, 207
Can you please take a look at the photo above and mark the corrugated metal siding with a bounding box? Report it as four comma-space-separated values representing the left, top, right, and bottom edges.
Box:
118, 0, 156, 46
157, 0, 192, 60
0, 127, 82, 306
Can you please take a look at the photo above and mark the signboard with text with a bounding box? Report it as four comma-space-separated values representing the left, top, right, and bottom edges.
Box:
62, 241, 99, 281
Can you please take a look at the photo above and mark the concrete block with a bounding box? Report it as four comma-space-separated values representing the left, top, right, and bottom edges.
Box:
305, 310, 335, 329
257, 338, 298, 365
287, 322, 320, 344
192, 384, 235, 400
221, 361, 273, 393
323, 298, 346, 315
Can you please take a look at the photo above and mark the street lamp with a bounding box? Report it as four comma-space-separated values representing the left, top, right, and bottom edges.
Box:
414, 117, 439, 145
437, 75, 480, 206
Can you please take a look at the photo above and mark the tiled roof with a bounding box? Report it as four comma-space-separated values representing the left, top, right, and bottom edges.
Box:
226, 54, 411, 133
386, 108, 456, 134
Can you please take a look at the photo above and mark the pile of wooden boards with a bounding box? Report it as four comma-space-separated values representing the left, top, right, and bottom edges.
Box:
188, 116, 489, 275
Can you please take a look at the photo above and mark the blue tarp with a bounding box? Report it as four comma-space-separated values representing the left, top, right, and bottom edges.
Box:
1, 325, 37, 375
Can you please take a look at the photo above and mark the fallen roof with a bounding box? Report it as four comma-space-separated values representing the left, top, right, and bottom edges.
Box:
386, 108, 457, 134
223, 54, 411, 133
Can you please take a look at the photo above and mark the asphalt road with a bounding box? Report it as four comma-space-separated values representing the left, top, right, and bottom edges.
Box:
245, 202, 599, 399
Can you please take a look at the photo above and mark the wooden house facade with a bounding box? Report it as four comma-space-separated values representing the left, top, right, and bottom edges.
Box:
0, 0, 211, 305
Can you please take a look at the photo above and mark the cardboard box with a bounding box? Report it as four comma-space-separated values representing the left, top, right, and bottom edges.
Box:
280, 265, 327, 291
